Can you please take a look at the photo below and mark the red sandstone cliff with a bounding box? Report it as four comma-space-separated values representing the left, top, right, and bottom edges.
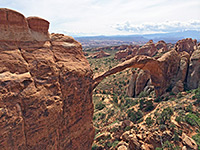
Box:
0, 8, 94, 150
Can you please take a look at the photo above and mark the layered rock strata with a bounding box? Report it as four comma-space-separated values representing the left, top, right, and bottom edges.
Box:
0, 8, 94, 150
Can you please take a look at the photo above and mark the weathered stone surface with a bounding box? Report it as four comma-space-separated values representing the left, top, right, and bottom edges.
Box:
175, 38, 197, 55
88, 50, 110, 59
187, 49, 200, 89
126, 69, 151, 97
117, 145, 128, 150
137, 40, 157, 57
182, 133, 198, 150
126, 70, 138, 97
0, 8, 49, 50
155, 40, 168, 52
115, 45, 139, 60
0, 9, 94, 150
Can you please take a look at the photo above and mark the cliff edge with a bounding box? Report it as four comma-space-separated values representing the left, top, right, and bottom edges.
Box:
0, 8, 94, 150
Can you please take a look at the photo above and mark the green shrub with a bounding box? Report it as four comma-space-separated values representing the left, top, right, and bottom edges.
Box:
124, 126, 131, 131
144, 101, 154, 112
185, 104, 193, 112
172, 131, 179, 142
154, 96, 163, 102
127, 109, 143, 123
139, 98, 145, 109
192, 133, 200, 150
95, 102, 105, 110
169, 92, 175, 96
175, 116, 182, 123
157, 107, 173, 125
177, 93, 183, 99
112, 140, 119, 148
113, 95, 118, 104
110, 127, 118, 133
166, 85, 173, 92
92, 144, 98, 150
185, 113, 200, 127
145, 116, 154, 127
124, 98, 138, 107
138, 91, 149, 98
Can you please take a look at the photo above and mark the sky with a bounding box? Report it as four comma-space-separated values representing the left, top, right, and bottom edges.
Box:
1, 0, 200, 36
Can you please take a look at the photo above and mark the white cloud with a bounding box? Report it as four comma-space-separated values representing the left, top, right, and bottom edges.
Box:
113, 20, 200, 34
1, 0, 200, 36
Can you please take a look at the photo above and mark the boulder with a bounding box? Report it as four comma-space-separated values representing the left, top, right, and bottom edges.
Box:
117, 145, 128, 150
182, 133, 198, 150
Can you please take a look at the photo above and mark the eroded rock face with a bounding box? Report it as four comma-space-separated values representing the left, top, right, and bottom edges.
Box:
88, 50, 110, 59
174, 38, 197, 55
137, 40, 157, 57
115, 45, 139, 60
187, 49, 200, 89
0, 8, 94, 150
126, 69, 151, 97
155, 40, 168, 53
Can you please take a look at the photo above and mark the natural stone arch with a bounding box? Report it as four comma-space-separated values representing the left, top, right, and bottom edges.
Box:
93, 50, 180, 97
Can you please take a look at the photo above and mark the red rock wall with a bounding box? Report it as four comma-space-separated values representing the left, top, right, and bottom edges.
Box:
0, 8, 94, 150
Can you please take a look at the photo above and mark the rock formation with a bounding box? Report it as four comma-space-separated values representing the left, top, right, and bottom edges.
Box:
115, 45, 139, 60
187, 49, 200, 89
93, 50, 180, 96
174, 38, 197, 55
137, 40, 157, 57
126, 69, 152, 97
155, 40, 168, 53
115, 40, 168, 61
115, 38, 200, 97
0, 8, 94, 150
88, 50, 110, 59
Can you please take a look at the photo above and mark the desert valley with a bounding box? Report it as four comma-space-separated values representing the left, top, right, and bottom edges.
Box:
0, 8, 200, 150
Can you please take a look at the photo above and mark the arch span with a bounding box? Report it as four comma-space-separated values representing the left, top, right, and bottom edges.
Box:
93, 50, 180, 96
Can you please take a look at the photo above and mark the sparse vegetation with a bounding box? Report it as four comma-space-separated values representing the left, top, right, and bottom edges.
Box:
89, 47, 200, 150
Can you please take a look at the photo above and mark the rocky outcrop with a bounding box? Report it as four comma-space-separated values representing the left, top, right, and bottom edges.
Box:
137, 40, 157, 57
115, 40, 166, 61
187, 49, 200, 89
182, 133, 198, 150
115, 45, 139, 60
155, 40, 168, 52
126, 38, 200, 97
0, 8, 49, 50
174, 38, 197, 55
0, 8, 94, 150
88, 50, 110, 59
126, 69, 151, 97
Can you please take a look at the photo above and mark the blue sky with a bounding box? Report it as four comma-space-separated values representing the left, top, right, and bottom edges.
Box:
1, 0, 200, 36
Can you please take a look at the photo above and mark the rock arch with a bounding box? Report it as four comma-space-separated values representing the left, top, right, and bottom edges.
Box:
93, 50, 180, 96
